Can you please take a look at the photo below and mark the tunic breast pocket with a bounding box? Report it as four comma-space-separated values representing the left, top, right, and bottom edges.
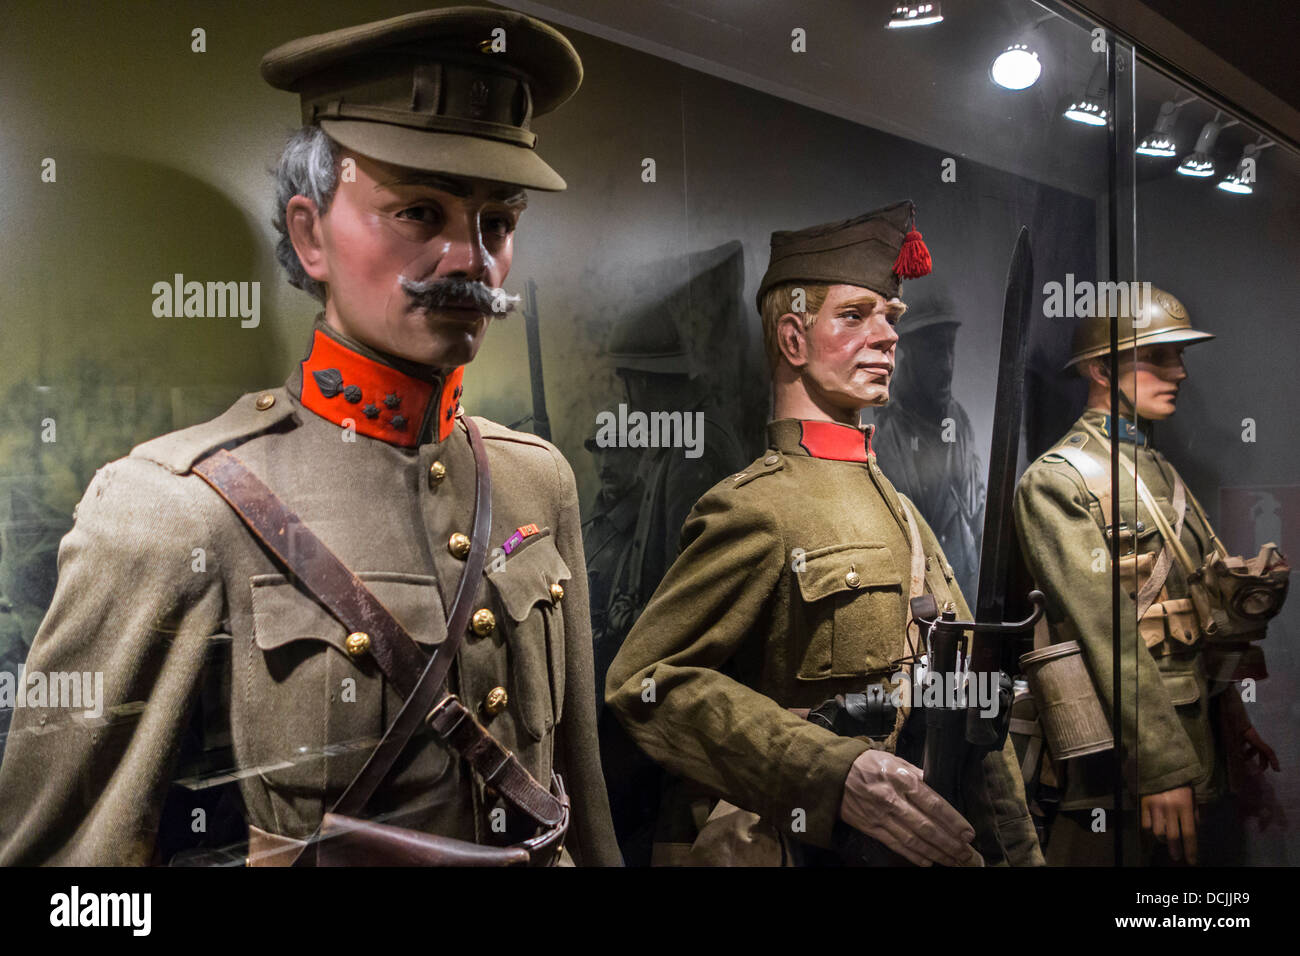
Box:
485, 532, 571, 741
243, 572, 450, 795
795, 543, 904, 679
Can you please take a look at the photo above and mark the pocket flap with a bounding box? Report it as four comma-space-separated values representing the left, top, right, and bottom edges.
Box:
796, 544, 900, 603
487, 531, 572, 622
251, 571, 447, 655
1160, 669, 1202, 707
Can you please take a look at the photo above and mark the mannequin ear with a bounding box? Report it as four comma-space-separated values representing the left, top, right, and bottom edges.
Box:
776, 313, 809, 369
286, 195, 329, 285
1085, 357, 1110, 389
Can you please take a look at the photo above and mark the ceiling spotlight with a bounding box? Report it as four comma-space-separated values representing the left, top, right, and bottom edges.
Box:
886, 3, 943, 29
1177, 113, 1237, 177
1136, 98, 1192, 156
1217, 140, 1274, 195
991, 44, 1041, 90
1063, 61, 1108, 126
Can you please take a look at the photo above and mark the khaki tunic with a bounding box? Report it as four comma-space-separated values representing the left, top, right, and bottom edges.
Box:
0, 327, 620, 866
1014, 409, 1222, 810
606, 419, 1042, 864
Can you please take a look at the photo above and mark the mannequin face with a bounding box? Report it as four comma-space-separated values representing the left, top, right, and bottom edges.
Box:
777, 284, 903, 421
287, 149, 526, 368
1088, 343, 1188, 421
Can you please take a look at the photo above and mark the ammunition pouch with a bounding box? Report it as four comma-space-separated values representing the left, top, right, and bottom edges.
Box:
1060, 423, 1291, 649
1139, 597, 1201, 651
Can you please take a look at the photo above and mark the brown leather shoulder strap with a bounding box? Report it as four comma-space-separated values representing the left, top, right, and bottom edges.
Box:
326, 415, 494, 819
193, 448, 429, 697
194, 418, 562, 859
1136, 470, 1187, 619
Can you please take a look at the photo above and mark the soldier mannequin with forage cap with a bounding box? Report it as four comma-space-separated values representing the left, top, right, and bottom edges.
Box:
1014, 286, 1281, 865
0, 7, 620, 866
607, 202, 1042, 866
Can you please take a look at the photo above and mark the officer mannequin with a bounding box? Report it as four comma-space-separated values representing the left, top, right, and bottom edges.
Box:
0, 7, 619, 866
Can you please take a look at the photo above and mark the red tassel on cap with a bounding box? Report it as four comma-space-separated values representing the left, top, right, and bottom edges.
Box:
893, 229, 932, 279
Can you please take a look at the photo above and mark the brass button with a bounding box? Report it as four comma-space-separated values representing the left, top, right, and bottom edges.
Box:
471, 608, 496, 636
255, 393, 276, 411
428, 460, 447, 485
549, 582, 565, 603
483, 686, 509, 717
845, 569, 862, 589
448, 532, 471, 559
345, 631, 371, 657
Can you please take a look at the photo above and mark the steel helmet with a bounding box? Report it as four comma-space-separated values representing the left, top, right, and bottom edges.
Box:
1066, 285, 1214, 368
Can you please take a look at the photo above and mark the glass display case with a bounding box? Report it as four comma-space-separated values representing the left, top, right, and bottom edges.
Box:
0, 0, 1293, 874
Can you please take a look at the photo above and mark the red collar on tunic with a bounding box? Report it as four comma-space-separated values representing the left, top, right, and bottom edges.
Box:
798, 420, 874, 462
299, 328, 463, 447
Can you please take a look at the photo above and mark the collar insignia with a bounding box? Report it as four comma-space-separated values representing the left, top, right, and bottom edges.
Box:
299, 328, 464, 446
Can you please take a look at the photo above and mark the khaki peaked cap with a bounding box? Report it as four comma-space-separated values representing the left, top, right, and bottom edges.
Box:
262, 7, 582, 190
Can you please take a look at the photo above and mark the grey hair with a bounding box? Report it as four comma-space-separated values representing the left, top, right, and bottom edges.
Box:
271, 126, 341, 303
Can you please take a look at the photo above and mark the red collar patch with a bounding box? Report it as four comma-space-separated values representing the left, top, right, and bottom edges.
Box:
798, 420, 873, 462
299, 329, 463, 447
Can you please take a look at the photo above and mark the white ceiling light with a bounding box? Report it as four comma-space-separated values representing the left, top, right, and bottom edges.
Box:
991, 44, 1041, 90
886, 3, 944, 29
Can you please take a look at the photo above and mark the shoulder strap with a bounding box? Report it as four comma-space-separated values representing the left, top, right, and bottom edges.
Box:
192, 449, 429, 699
866, 455, 917, 548
1050, 443, 1114, 525
326, 415, 494, 819
1135, 470, 1186, 618
889, 499, 928, 748
1160, 455, 1228, 557
194, 419, 562, 858
1077, 417, 1198, 578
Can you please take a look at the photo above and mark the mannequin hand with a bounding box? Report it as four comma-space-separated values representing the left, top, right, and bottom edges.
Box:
1140, 786, 1197, 864
839, 749, 982, 867
1242, 727, 1281, 772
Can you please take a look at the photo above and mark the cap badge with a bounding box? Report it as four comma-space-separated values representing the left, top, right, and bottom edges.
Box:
469, 79, 490, 118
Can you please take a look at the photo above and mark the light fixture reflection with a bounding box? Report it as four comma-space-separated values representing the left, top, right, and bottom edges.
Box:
887, 3, 943, 29
1063, 61, 1108, 126
1064, 102, 1107, 125
1176, 153, 1215, 177
1177, 114, 1236, 178
1216, 173, 1252, 194
1217, 141, 1272, 194
991, 44, 1041, 90
1136, 99, 1190, 156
